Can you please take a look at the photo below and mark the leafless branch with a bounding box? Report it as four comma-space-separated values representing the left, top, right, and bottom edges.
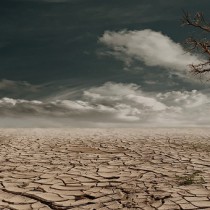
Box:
189, 61, 210, 75
182, 11, 210, 32
183, 11, 210, 75
185, 37, 210, 55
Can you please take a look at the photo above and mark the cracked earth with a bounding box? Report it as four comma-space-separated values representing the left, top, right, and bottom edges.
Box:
1, 128, 210, 210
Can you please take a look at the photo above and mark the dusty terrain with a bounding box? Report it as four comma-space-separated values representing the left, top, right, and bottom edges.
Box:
0, 128, 210, 210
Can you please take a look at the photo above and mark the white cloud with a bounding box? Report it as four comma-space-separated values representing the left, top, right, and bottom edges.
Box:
84, 82, 166, 111
99, 29, 204, 72
157, 90, 209, 108
0, 82, 209, 127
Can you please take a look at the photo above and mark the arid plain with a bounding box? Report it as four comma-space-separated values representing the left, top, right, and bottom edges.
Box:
1, 128, 210, 210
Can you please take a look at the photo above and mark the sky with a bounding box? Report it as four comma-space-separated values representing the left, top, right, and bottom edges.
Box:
0, 0, 210, 127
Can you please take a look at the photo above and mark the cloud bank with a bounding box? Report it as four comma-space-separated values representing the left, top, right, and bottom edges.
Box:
0, 82, 209, 127
99, 29, 204, 72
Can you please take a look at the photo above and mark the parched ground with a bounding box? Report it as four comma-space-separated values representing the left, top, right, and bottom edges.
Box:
1, 129, 210, 210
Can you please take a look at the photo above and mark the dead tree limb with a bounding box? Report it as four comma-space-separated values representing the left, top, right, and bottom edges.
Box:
182, 11, 210, 75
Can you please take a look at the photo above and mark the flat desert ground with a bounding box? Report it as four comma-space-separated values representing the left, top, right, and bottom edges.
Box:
1, 128, 210, 210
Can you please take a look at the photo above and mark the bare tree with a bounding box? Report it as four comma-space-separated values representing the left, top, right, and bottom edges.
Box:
182, 11, 210, 75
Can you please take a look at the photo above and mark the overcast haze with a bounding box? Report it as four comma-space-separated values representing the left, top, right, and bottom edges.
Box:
0, 0, 210, 127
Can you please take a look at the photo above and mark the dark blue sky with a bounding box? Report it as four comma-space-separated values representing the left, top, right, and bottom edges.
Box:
0, 0, 210, 127
0, 0, 209, 86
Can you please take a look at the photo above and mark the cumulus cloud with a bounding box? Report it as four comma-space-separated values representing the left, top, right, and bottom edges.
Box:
0, 82, 209, 127
99, 29, 204, 72
84, 82, 166, 111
